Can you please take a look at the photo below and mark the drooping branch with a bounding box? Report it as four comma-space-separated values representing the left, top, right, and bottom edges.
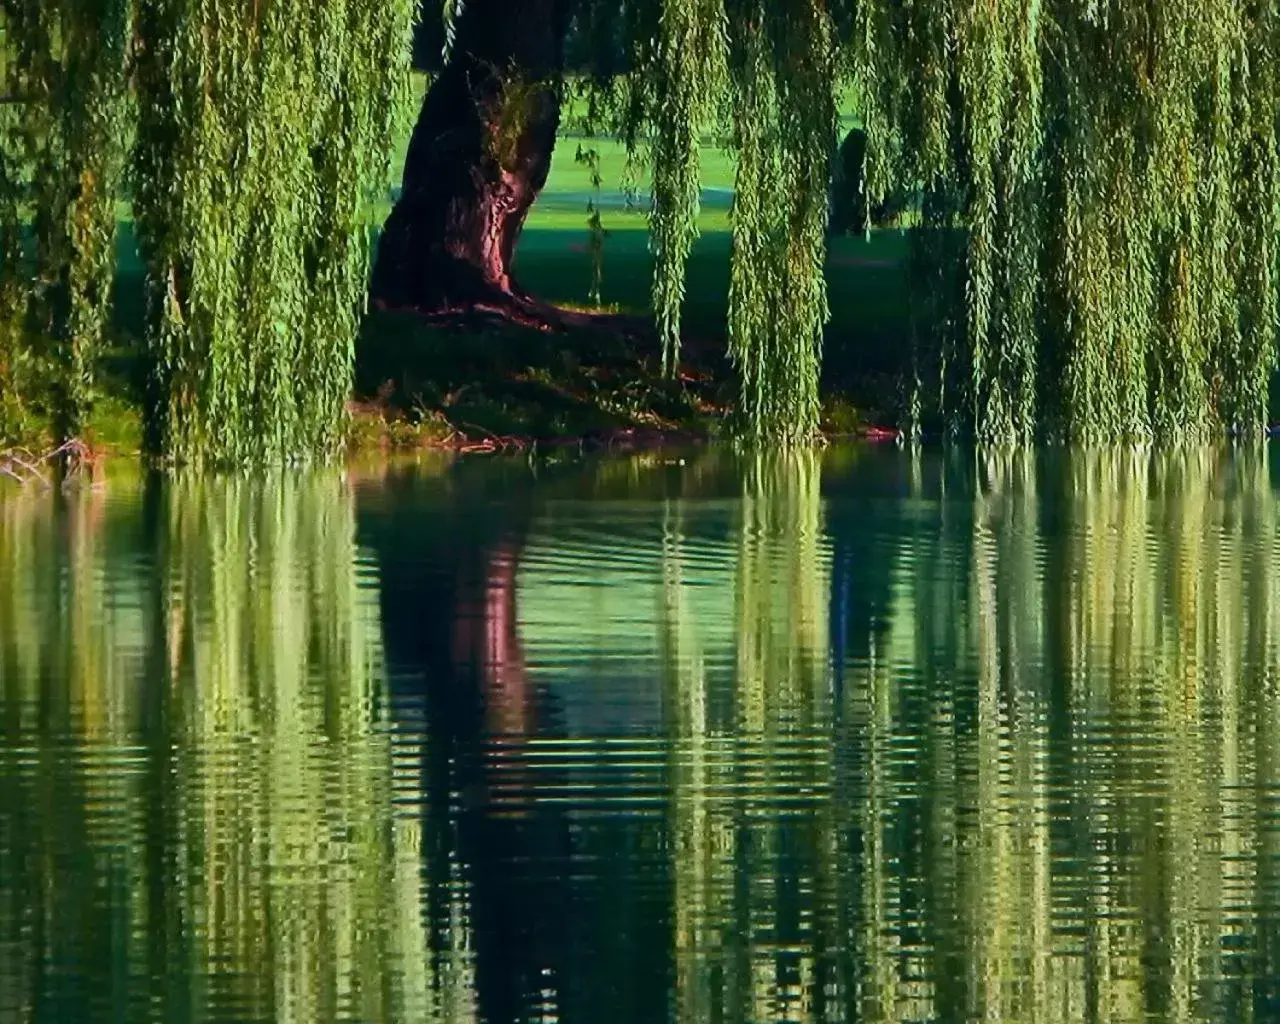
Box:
859, 0, 1280, 441
132, 0, 416, 463
723, 0, 838, 444
0, 0, 132, 441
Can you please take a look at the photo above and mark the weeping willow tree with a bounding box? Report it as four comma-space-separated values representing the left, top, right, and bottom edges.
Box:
7, 0, 1279, 451
373, 0, 1280, 444
131, 0, 416, 463
377, 0, 842, 443
547, 0, 1278, 442
0, 0, 130, 441
854, 0, 1280, 440
0, 0, 413, 460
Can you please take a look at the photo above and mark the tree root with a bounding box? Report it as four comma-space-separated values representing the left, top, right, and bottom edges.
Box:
372, 290, 655, 344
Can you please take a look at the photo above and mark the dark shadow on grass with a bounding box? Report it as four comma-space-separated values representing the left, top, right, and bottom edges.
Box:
355, 307, 732, 445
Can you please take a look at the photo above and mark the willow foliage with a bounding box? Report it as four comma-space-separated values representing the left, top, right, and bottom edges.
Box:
635, 0, 839, 443
131, 0, 415, 463
856, 0, 1280, 441
724, 1, 839, 443
0, 0, 130, 440
7, 0, 1278, 451
632, 0, 1280, 442
644, 0, 728, 375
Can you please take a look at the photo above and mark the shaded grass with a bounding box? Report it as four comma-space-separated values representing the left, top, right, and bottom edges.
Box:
356, 309, 729, 446
359, 226, 913, 445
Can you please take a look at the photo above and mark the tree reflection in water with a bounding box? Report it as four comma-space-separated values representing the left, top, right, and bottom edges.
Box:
3, 449, 1280, 1022
358, 457, 570, 1024
0, 471, 433, 1023
371, 447, 1280, 1024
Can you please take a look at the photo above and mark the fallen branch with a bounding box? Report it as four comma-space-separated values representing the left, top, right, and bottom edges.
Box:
0, 439, 93, 488
454, 421, 530, 454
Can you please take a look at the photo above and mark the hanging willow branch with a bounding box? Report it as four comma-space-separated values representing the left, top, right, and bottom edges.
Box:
7, 0, 1280, 450
858, 0, 1280, 441
131, 0, 416, 465
641, 0, 836, 442
646, 0, 728, 376
724, 0, 838, 444
0, 100, 23, 440
636, 0, 1279, 443
0, 0, 130, 441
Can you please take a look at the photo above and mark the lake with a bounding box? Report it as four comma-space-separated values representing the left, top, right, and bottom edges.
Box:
2, 446, 1279, 1023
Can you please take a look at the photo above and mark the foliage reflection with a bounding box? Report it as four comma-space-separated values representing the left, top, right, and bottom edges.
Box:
3, 449, 1280, 1024
0, 473, 432, 1023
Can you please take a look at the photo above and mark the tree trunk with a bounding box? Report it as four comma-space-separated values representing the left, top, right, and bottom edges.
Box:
371, 0, 570, 313
828, 128, 913, 237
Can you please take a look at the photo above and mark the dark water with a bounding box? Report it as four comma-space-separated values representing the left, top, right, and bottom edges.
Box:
3, 447, 1280, 1023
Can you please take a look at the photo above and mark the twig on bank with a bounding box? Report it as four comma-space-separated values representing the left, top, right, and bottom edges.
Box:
0, 439, 93, 488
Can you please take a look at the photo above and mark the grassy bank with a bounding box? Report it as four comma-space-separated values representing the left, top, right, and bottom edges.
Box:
354, 225, 911, 452
12, 112, 914, 457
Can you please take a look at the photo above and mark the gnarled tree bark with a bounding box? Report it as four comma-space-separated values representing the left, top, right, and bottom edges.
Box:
371, 0, 571, 315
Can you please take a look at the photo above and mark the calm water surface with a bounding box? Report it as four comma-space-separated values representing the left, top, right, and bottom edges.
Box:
2, 447, 1280, 1023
